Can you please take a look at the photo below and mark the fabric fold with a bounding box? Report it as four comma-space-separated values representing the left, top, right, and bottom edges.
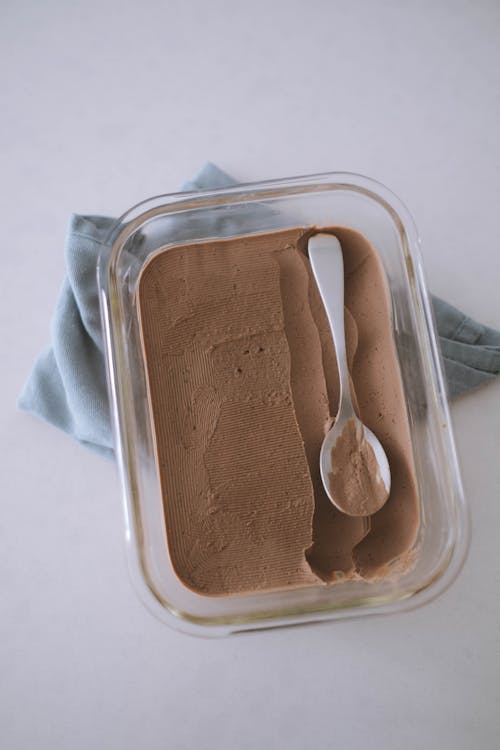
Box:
18, 164, 500, 456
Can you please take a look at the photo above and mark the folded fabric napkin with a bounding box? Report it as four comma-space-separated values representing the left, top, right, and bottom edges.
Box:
18, 163, 500, 458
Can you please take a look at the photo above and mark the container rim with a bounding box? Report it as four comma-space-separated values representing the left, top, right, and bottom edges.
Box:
98, 171, 470, 636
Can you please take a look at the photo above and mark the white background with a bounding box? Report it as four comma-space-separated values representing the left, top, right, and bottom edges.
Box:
2, 1, 500, 748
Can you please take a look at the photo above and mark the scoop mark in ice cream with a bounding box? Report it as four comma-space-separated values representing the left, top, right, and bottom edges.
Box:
329, 419, 389, 517
137, 226, 419, 595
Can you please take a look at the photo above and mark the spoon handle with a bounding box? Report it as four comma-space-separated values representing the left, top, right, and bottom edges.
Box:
308, 234, 354, 420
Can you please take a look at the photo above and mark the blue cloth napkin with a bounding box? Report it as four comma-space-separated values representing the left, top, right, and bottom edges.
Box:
18, 163, 500, 457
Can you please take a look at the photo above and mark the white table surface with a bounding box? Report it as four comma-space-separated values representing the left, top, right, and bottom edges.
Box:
2, 1, 500, 748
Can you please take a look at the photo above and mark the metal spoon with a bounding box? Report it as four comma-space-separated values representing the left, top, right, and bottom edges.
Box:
308, 233, 391, 516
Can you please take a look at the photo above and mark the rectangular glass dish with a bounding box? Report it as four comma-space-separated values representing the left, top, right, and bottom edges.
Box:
97, 172, 469, 636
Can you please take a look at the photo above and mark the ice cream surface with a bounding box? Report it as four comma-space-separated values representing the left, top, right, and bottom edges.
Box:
137, 227, 419, 595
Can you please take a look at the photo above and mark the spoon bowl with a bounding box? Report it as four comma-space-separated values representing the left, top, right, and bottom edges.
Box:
319, 416, 391, 517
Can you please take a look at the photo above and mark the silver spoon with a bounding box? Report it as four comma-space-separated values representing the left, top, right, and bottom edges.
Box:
308, 233, 391, 517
